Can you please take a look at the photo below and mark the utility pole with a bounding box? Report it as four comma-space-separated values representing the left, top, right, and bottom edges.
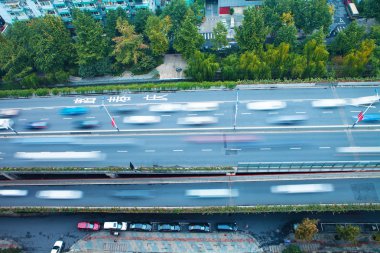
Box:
233, 89, 239, 130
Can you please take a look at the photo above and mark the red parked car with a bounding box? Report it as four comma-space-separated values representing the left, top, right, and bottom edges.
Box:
77, 221, 101, 231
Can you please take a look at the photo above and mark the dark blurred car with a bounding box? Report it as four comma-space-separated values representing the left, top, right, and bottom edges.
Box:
157, 223, 181, 232
26, 121, 48, 130
188, 223, 211, 232
77, 221, 101, 231
60, 107, 88, 116
114, 106, 141, 114
129, 223, 152, 232
73, 120, 100, 129
216, 223, 238, 232
267, 115, 308, 125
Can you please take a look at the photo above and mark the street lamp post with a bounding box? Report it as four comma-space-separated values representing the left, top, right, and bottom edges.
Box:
233, 89, 239, 130
102, 97, 119, 132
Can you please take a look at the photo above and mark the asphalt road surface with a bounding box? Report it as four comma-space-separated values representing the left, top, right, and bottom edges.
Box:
1, 178, 379, 207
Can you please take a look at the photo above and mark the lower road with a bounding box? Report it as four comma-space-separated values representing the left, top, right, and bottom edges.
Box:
1, 130, 380, 167
1, 177, 379, 207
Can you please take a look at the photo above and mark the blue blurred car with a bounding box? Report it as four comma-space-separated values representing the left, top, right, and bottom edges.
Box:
352, 113, 380, 123
60, 107, 88, 116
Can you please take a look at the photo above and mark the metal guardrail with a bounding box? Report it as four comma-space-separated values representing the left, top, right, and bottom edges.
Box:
237, 161, 380, 173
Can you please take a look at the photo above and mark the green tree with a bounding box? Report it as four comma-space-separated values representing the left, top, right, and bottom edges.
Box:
185, 50, 219, 81
303, 39, 329, 78
282, 244, 302, 253
162, 0, 188, 35
212, 21, 228, 50
293, 0, 332, 34
369, 45, 380, 77
336, 225, 361, 243
330, 21, 365, 56
132, 9, 154, 35
221, 54, 240, 80
275, 24, 297, 48
369, 25, 380, 45
173, 9, 204, 59
104, 8, 128, 39
112, 18, 148, 66
29, 16, 75, 75
235, 7, 270, 51
265, 43, 293, 79
363, 0, 380, 22
145, 15, 172, 56
342, 39, 375, 77
73, 9, 111, 77
239, 50, 271, 80
295, 218, 319, 242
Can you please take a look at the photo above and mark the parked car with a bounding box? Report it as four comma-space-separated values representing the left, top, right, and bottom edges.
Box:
60, 107, 88, 116
188, 223, 211, 232
50, 240, 64, 253
103, 222, 127, 231
0, 109, 20, 118
26, 121, 49, 130
129, 223, 153, 232
73, 120, 100, 129
216, 223, 238, 232
77, 221, 101, 231
157, 223, 181, 232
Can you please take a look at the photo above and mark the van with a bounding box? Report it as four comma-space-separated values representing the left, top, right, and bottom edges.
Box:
103, 222, 127, 231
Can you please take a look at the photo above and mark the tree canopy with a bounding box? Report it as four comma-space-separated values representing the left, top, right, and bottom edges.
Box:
295, 218, 319, 241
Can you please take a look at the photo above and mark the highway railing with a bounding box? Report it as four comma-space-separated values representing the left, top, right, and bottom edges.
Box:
237, 161, 380, 173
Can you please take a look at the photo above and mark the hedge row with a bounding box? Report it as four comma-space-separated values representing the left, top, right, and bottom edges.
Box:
1, 203, 380, 215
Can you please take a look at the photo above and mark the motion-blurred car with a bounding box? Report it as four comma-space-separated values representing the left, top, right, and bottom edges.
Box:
73, 120, 100, 129
349, 95, 380, 106
129, 223, 152, 232
149, 103, 183, 112
267, 115, 308, 125
0, 189, 28, 197
50, 240, 64, 253
352, 113, 380, 123
26, 121, 49, 130
270, 184, 334, 194
246, 100, 286, 110
36, 190, 83, 199
188, 223, 211, 232
157, 223, 181, 232
186, 189, 239, 198
77, 221, 101, 231
103, 222, 128, 231
0, 109, 20, 117
216, 223, 238, 232
123, 116, 161, 124
183, 102, 219, 112
114, 106, 141, 114
177, 116, 218, 125
60, 107, 88, 116
311, 99, 347, 108
0, 118, 14, 130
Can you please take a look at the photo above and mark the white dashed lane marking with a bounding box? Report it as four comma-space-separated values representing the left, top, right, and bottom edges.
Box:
145, 150, 156, 153
319, 147, 331, 149
290, 147, 301, 150
201, 149, 212, 152
260, 148, 271, 151
117, 150, 128, 153
63, 118, 72, 120
173, 149, 183, 152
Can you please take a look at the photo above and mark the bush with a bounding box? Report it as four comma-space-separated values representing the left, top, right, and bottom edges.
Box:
282, 245, 302, 253
295, 218, 319, 242
374, 232, 380, 242
336, 225, 361, 243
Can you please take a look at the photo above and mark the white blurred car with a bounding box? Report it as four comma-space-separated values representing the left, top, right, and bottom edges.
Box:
123, 116, 161, 124
149, 103, 183, 112
186, 189, 239, 198
36, 190, 83, 199
0, 109, 20, 117
311, 99, 347, 108
271, 184, 334, 194
246, 100, 286, 110
177, 116, 218, 125
349, 95, 379, 106
0, 118, 14, 130
183, 102, 219, 112
0, 189, 28, 197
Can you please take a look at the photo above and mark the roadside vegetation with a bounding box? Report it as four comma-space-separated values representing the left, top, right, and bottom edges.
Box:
295, 218, 319, 241
0, 0, 379, 90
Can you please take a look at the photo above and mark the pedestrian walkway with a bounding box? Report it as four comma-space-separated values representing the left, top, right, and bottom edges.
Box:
0, 239, 21, 250
69, 231, 263, 253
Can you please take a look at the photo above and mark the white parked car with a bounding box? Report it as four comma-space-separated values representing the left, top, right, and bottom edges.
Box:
246, 100, 287, 110
177, 116, 218, 125
50, 240, 64, 253
36, 190, 83, 199
103, 221, 128, 231
123, 116, 161, 124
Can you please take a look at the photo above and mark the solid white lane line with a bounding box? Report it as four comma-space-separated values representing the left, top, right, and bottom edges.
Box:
173, 149, 183, 152
201, 149, 212, 152
63, 118, 72, 120
145, 150, 156, 152
117, 150, 128, 153
290, 147, 301, 150
260, 148, 271, 151
319, 147, 331, 149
